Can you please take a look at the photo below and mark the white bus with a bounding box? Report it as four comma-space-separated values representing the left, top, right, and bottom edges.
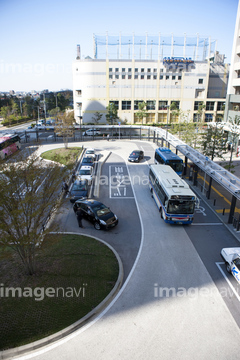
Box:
149, 164, 198, 224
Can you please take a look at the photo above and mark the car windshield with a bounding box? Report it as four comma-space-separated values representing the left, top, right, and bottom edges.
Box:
79, 169, 91, 175
131, 151, 140, 156
72, 183, 87, 191
86, 150, 94, 154
167, 200, 195, 214
92, 204, 111, 217
83, 157, 93, 163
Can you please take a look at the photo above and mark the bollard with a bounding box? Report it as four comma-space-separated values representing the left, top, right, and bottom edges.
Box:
213, 199, 216, 206
223, 208, 225, 215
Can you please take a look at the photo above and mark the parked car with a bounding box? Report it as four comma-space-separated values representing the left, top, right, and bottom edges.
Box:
81, 155, 95, 167
69, 179, 89, 203
221, 247, 240, 284
128, 150, 144, 163
85, 148, 96, 161
78, 165, 94, 184
83, 129, 100, 136
73, 199, 118, 230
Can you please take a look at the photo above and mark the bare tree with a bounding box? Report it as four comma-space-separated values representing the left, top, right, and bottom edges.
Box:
54, 111, 75, 148
0, 152, 67, 275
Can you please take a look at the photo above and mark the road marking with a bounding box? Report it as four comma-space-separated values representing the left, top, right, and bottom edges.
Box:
191, 223, 223, 226
216, 262, 240, 302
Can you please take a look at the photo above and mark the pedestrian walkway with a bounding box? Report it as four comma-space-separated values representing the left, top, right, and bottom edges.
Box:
189, 150, 240, 243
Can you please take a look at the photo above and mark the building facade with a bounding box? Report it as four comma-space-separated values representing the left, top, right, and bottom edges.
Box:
73, 34, 229, 125
224, 0, 240, 123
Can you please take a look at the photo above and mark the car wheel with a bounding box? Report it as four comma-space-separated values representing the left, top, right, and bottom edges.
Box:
160, 208, 163, 219
94, 222, 101, 230
226, 263, 231, 274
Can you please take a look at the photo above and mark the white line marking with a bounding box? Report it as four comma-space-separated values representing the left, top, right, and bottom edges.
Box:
216, 262, 240, 302
191, 223, 223, 226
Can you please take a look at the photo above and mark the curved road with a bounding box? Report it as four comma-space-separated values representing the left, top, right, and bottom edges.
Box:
14, 140, 240, 360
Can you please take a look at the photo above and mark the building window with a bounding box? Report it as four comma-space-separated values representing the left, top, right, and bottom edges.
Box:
110, 101, 119, 109
217, 102, 225, 111
135, 75, 138, 79
135, 68, 138, 72
147, 100, 156, 110
141, 68, 144, 72
128, 75, 132, 79
141, 75, 144, 79
115, 68, 119, 72
160, 69, 163, 72
122, 68, 125, 72
147, 75, 151, 79
128, 68, 132, 72
205, 114, 213, 122
115, 75, 119, 79
166, 75, 169, 80
122, 101, 131, 110
198, 78, 203, 84
153, 75, 157, 80
134, 100, 144, 110
170, 101, 180, 109
109, 74, 113, 79
154, 68, 157, 73
122, 75, 125, 79
160, 75, 163, 80
147, 68, 151, 73
206, 101, 215, 111
109, 68, 113, 72
172, 75, 176, 80
194, 101, 204, 111
159, 101, 168, 110
178, 76, 182, 80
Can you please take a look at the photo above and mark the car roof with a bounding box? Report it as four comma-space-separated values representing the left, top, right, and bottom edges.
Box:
80, 165, 92, 170
76, 198, 102, 206
86, 148, 95, 152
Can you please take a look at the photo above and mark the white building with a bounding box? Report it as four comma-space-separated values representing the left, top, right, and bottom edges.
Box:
224, 0, 240, 122
73, 34, 229, 125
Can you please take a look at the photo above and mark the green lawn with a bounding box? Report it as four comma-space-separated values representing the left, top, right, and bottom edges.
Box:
41, 147, 82, 167
0, 234, 119, 350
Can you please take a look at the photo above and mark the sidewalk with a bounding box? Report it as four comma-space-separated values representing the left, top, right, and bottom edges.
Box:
190, 150, 240, 243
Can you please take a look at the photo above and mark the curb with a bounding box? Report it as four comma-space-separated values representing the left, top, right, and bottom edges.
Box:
93, 151, 112, 198
0, 232, 124, 360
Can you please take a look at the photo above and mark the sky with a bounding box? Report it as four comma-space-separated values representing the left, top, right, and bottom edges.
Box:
0, 0, 238, 93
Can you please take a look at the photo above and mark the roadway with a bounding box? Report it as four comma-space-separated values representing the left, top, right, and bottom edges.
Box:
12, 139, 240, 360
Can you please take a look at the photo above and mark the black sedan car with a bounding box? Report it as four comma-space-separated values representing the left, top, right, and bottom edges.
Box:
69, 179, 89, 203
73, 199, 118, 230
128, 150, 144, 163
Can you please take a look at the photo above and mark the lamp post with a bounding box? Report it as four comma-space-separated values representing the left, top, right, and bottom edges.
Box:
166, 104, 170, 143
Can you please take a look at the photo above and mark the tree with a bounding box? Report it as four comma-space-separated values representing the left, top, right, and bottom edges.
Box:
54, 111, 75, 148
106, 103, 119, 124
170, 102, 180, 124
200, 124, 228, 161
227, 115, 240, 170
0, 152, 67, 275
135, 101, 148, 124
92, 111, 103, 125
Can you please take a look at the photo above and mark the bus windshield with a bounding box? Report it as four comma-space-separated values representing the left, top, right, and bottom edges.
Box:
167, 199, 195, 214
169, 161, 183, 174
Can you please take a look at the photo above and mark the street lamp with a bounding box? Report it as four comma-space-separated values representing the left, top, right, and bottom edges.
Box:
166, 104, 170, 142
